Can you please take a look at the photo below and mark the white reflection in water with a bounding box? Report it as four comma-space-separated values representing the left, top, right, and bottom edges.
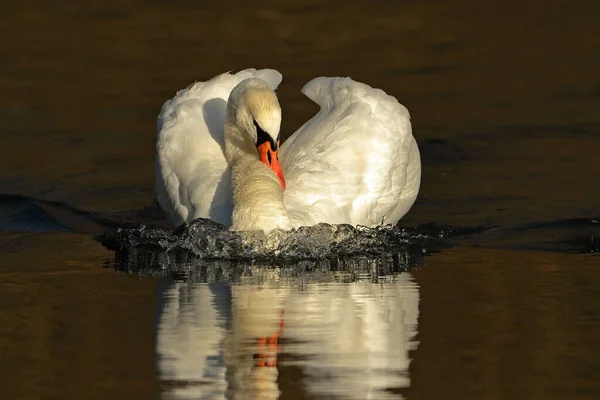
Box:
155, 268, 419, 399
155, 280, 230, 399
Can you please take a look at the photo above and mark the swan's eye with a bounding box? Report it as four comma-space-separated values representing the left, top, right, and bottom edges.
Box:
254, 119, 278, 151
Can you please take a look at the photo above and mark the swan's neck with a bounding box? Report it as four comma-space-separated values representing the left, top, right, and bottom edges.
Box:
225, 122, 291, 232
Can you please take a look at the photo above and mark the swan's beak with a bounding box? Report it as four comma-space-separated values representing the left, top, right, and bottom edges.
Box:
257, 140, 286, 190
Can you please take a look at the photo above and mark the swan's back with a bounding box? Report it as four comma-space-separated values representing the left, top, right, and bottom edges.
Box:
156, 69, 282, 227
281, 77, 421, 227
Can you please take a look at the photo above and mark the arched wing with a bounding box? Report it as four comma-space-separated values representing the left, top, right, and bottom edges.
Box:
280, 77, 420, 227
156, 68, 283, 227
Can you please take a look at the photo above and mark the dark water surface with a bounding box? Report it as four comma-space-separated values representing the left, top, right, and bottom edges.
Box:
1, 0, 599, 398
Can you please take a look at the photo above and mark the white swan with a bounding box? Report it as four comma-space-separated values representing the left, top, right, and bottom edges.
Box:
156, 68, 420, 232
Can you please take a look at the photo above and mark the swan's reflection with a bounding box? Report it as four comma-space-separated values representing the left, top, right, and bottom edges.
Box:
155, 280, 231, 399
155, 265, 419, 399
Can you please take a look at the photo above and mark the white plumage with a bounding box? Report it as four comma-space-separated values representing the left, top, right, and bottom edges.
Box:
156, 68, 421, 232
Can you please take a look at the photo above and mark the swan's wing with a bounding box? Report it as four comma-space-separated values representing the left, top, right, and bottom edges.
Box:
280, 77, 421, 227
156, 68, 283, 227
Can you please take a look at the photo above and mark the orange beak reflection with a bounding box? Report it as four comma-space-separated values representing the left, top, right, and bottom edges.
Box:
257, 140, 286, 190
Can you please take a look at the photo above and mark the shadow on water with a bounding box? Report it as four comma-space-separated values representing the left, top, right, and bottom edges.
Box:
0, 193, 119, 233
0, 193, 168, 233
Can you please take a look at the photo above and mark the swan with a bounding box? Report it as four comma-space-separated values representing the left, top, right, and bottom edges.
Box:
156, 68, 420, 232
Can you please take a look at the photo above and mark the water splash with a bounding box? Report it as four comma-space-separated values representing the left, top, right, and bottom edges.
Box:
98, 218, 446, 263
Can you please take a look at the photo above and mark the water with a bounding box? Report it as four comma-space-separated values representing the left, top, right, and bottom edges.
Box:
1, 0, 600, 398
98, 218, 445, 262
153, 262, 419, 400
2, 243, 598, 399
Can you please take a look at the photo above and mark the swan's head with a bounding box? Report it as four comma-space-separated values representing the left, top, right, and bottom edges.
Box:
225, 78, 286, 190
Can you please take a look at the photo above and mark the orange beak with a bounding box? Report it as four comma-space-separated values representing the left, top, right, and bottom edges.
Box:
257, 140, 286, 190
